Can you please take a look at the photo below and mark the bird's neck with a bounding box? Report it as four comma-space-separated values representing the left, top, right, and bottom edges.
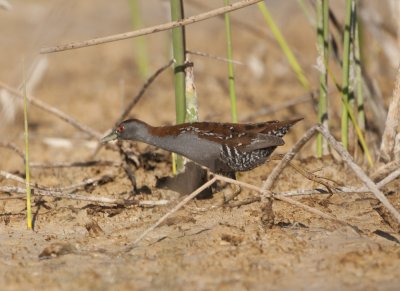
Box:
134, 125, 179, 153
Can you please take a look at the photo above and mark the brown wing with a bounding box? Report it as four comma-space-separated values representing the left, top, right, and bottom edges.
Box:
235, 133, 284, 152
150, 118, 302, 142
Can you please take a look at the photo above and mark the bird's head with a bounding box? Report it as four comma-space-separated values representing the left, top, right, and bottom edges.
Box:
101, 119, 148, 143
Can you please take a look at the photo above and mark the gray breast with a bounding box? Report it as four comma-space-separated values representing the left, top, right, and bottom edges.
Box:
155, 133, 223, 172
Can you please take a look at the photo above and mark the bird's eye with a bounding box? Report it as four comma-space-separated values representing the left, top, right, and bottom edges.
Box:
116, 124, 125, 133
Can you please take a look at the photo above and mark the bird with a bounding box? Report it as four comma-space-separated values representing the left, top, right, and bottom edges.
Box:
102, 118, 302, 177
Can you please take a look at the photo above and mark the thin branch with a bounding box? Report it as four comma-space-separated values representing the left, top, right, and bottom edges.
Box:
261, 124, 317, 192
186, 50, 244, 65
92, 60, 174, 158
0, 186, 169, 207
115, 59, 174, 126
233, 167, 400, 199
376, 168, 400, 188
317, 125, 400, 223
45, 175, 112, 192
41, 0, 263, 54
371, 159, 400, 182
0, 80, 102, 140
30, 160, 120, 168
126, 176, 217, 249
260, 124, 400, 224
0, 142, 25, 162
0, 185, 121, 204
215, 174, 350, 226
0, 170, 113, 194
0, 170, 25, 184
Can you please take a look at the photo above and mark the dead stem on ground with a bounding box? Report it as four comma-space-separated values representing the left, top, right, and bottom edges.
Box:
259, 124, 400, 224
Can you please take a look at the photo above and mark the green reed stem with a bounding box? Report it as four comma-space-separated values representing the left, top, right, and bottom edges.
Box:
316, 0, 329, 157
354, 6, 365, 130
325, 61, 373, 166
170, 0, 186, 172
257, 2, 310, 91
340, 0, 353, 150
224, 0, 238, 123
128, 0, 150, 78
23, 64, 32, 229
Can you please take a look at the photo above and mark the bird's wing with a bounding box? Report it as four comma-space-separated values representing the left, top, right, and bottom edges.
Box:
226, 133, 284, 152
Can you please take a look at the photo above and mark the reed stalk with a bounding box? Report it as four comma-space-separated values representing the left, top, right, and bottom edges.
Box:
324, 61, 373, 166
224, 0, 238, 123
316, 0, 329, 157
128, 0, 150, 78
340, 0, 353, 150
354, 5, 365, 130
23, 64, 32, 229
257, 2, 310, 91
170, 0, 186, 172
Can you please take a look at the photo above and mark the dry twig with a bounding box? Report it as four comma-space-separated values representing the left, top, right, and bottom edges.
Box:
0, 170, 113, 193
126, 177, 218, 249
41, 0, 263, 54
186, 50, 244, 65
114, 59, 174, 126
215, 175, 349, 226
0, 142, 25, 162
371, 159, 400, 182
261, 124, 400, 224
0, 170, 166, 206
30, 160, 120, 169
0, 186, 168, 207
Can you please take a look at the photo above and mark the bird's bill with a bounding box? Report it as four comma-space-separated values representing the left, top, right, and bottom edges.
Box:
101, 131, 118, 143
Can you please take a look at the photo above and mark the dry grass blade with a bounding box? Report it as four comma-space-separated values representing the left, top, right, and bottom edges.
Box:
41, 0, 263, 54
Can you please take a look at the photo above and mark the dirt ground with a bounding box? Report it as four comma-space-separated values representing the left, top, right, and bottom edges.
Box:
1, 1, 400, 290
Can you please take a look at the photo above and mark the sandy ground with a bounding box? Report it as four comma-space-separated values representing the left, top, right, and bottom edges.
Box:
1, 1, 400, 290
